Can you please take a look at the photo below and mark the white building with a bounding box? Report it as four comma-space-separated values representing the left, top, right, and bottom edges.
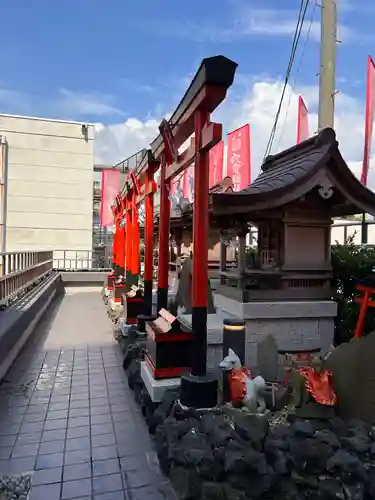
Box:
0, 114, 94, 253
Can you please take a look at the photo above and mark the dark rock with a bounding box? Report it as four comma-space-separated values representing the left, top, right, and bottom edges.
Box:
232, 413, 268, 451
264, 437, 290, 453
225, 445, 268, 475
127, 359, 141, 390
149, 389, 180, 434
202, 413, 234, 448
155, 425, 169, 474
369, 442, 375, 458
329, 417, 348, 437
314, 429, 341, 449
319, 477, 345, 499
342, 482, 364, 500
291, 470, 319, 488
169, 466, 202, 500
290, 438, 334, 473
265, 448, 290, 475
200, 482, 227, 500
173, 404, 201, 422
275, 478, 305, 500
201, 482, 248, 500
365, 466, 375, 500
326, 449, 367, 481
340, 436, 371, 455
293, 420, 316, 438
123, 341, 146, 371
227, 472, 274, 499
269, 424, 293, 439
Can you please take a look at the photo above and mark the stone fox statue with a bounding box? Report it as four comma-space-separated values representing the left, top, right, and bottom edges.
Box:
174, 258, 215, 314
220, 349, 267, 414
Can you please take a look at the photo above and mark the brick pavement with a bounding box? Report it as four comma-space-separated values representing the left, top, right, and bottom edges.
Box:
0, 288, 178, 500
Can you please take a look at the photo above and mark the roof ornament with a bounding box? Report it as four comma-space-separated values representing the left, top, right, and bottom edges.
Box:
318, 176, 334, 199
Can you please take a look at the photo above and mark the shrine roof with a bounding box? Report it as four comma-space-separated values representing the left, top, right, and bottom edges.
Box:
169, 176, 233, 221
211, 128, 375, 217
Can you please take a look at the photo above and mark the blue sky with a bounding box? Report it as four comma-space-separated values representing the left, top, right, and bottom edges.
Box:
0, 0, 374, 169
0, 0, 372, 122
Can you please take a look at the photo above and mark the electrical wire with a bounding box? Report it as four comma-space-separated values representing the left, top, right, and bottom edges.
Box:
263, 0, 311, 159
275, 0, 318, 151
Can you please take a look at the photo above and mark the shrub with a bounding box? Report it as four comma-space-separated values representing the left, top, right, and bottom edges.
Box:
331, 235, 375, 344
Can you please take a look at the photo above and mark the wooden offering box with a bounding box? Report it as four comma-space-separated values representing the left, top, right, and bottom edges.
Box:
145, 308, 195, 379
113, 281, 128, 303
121, 285, 144, 324
107, 273, 116, 291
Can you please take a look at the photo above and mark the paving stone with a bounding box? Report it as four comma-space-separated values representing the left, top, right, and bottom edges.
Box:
92, 444, 118, 461
29, 482, 61, 500
42, 428, 66, 441
12, 443, 39, 459
66, 425, 90, 439
93, 458, 121, 476
63, 462, 91, 481
93, 472, 123, 494
64, 448, 91, 465
36, 452, 64, 469
0, 293, 177, 500
92, 432, 116, 448
62, 477, 92, 499
39, 439, 65, 455
32, 466, 62, 485
65, 436, 90, 451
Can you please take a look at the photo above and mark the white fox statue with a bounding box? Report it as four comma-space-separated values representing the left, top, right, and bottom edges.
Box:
219, 348, 267, 414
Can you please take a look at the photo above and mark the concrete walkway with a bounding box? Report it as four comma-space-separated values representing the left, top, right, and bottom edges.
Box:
0, 287, 177, 500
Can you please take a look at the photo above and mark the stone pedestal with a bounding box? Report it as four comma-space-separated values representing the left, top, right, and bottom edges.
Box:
179, 311, 235, 371
214, 294, 337, 369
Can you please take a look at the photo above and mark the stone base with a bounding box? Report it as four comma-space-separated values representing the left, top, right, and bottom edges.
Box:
179, 312, 235, 372
119, 317, 139, 337
214, 295, 337, 370
140, 361, 181, 403
109, 298, 122, 311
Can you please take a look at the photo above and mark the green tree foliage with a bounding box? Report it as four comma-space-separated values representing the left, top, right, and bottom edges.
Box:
331, 235, 375, 344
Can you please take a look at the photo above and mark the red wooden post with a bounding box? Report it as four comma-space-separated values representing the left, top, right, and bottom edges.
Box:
353, 283, 375, 338
191, 109, 210, 376
117, 221, 125, 274
131, 191, 140, 284
157, 155, 171, 310
125, 192, 133, 281
144, 167, 155, 314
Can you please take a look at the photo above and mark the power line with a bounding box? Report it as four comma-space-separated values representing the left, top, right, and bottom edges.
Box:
263, 0, 311, 159
275, 0, 318, 151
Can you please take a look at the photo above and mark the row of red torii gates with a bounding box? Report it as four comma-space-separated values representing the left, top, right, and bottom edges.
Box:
110, 56, 238, 407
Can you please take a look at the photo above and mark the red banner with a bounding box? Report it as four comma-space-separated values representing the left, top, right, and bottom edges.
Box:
169, 176, 183, 209
226, 124, 251, 191
209, 141, 224, 188
361, 56, 375, 186
100, 170, 121, 227
182, 166, 194, 203
297, 96, 309, 144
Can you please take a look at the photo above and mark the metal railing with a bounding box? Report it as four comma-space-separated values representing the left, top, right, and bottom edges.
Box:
0, 251, 53, 307
53, 250, 111, 271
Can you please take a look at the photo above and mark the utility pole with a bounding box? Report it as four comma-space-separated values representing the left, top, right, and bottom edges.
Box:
318, 0, 338, 131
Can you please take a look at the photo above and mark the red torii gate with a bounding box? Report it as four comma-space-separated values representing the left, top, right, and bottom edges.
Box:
111, 195, 125, 276
141, 56, 237, 407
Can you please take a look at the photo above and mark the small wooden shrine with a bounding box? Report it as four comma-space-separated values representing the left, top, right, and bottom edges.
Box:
168, 176, 236, 271
211, 128, 375, 302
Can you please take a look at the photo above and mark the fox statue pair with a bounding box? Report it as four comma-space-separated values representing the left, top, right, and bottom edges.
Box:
220, 348, 267, 414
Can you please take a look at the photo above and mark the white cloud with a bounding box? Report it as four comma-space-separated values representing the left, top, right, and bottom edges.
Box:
94, 78, 375, 189
141, 3, 359, 45
58, 89, 126, 118
95, 117, 160, 165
